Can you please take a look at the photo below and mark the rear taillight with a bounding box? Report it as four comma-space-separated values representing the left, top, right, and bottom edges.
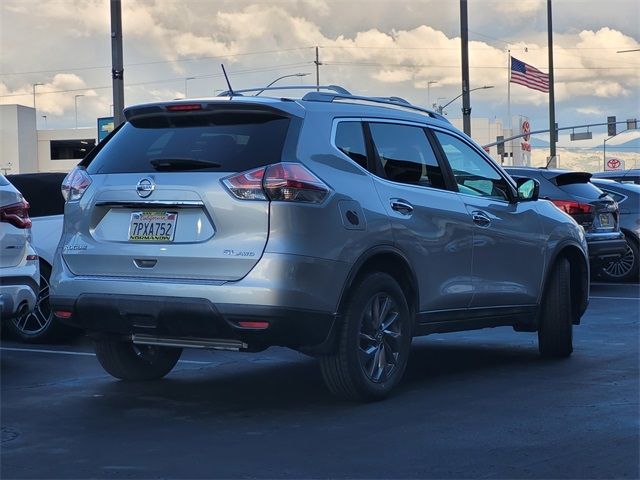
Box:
61, 167, 92, 202
263, 163, 329, 203
222, 167, 267, 200
550, 199, 595, 228
550, 200, 594, 216
0, 200, 31, 229
223, 163, 330, 204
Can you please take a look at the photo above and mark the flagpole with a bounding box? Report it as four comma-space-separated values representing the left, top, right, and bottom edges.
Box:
547, 0, 557, 163
507, 50, 512, 153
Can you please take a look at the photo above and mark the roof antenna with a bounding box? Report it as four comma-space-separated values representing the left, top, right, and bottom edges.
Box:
221, 64, 234, 97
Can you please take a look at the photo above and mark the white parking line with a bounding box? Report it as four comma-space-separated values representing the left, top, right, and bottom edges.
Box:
0, 346, 211, 365
589, 296, 639, 301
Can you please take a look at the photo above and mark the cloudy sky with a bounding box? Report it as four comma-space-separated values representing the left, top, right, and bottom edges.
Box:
0, 0, 638, 146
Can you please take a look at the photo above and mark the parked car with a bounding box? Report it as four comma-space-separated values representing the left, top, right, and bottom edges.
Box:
0, 174, 39, 324
5, 173, 70, 342
51, 87, 590, 400
591, 178, 640, 282
592, 169, 640, 185
506, 168, 627, 272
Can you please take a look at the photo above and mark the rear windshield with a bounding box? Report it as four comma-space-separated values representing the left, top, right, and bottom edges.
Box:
558, 182, 605, 199
85, 111, 290, 174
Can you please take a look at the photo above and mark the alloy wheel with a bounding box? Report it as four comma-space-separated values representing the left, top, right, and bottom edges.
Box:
603, 244, 636, 278
12, 272, 51, 336
358, 293, 403, 383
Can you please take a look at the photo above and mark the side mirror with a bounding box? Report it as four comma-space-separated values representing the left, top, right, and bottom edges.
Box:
516, 177, 540, 202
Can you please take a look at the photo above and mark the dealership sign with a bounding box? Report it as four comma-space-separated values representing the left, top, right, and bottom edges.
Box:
605, 158, 625, 171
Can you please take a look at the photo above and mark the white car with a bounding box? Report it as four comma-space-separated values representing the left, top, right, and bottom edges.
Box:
5, 173, 68, 342
0, 174, 39, 323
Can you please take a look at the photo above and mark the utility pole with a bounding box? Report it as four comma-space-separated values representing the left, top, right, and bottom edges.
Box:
314, 46, 322, 92
110, 0, 125, 126
547, 0, 557, 163
460, 0, 471, 136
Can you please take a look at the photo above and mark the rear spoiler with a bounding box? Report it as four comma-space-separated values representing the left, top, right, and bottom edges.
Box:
548, 171, 592, 186
123, 101, 300, 123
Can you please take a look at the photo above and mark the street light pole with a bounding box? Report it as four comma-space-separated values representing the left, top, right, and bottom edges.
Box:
437, 86, 494, 115
74, 94, 84, 129
254, 73, 310, 96
32, 83, 43, 109
184, 77, 196, 98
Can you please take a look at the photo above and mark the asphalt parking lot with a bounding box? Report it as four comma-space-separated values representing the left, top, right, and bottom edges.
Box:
1, 282, 638, 479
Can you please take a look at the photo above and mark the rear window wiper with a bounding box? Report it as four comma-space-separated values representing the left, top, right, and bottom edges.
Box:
149, 158, 221, 171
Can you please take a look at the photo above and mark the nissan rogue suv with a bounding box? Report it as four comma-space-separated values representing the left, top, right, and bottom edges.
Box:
51, 87, 590, 400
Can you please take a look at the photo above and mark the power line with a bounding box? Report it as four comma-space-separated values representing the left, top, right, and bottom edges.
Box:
0, 62, 313, 98
0, 47, 314, 77
323, 61, 638, 70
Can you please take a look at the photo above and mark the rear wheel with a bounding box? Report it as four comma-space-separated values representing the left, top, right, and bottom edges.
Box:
600, 236, 639, 283
8, 262, 78, 343
320, 272, 412, 401
95, 338, 182, 381
538, 257, 573, 358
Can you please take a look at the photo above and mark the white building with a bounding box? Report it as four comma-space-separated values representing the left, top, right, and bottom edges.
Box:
1, 104, 97, 175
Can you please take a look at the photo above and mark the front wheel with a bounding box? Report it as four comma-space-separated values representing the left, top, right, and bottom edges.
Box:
538, 257, 573, 358
95, 338, 182, 381
320, 272, 412, 401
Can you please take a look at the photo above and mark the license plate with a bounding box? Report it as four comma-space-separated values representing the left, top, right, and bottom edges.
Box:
128, 211, 177, 242
598, 213, 612, 228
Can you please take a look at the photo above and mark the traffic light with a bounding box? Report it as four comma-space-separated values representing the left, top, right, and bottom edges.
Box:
627, 118, 637, 130
496, 136, 505, 155
607, 116, 617, 136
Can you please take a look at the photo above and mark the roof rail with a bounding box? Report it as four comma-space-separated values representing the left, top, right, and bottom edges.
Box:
216, 85, 351, 97
301, 92, 449, 123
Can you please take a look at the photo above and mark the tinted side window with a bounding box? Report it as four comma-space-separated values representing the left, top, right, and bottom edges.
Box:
335, 121, 368, 169
435, 131, 510, 201
368, 123, 446, 189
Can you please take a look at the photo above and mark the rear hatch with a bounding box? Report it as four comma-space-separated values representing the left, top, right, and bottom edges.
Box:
552, 172, 619, 233
62, 102, 297, 281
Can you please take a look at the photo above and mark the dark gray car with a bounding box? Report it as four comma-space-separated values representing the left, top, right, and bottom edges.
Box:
51, 87, 590, 400
506, 168, 626, 271
592, 179, 640, 282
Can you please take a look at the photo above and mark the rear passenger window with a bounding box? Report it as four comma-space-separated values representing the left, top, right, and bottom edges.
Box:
368, 123, 446, 189
335, 122, 368, 169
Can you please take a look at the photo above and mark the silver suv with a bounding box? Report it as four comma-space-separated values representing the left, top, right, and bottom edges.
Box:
51, 87, 589, 400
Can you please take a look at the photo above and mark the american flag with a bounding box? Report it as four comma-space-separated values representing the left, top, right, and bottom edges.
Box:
510, 56, 549, 93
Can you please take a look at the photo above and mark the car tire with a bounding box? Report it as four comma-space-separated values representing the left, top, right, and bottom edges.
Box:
320, 272, 412, 401
538, 257, 573, 358
7, 262, 79, 343
600, 236, 639, 283
95, 339, 182, 381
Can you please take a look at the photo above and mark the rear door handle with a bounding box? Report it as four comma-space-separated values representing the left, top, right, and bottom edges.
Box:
390, 199, 414, 215
471, 211, 491, 227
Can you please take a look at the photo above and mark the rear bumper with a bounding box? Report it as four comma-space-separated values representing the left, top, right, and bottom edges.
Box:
50, 294, 336, 348
587, 237, 627, 267
0, 284, 37, 318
